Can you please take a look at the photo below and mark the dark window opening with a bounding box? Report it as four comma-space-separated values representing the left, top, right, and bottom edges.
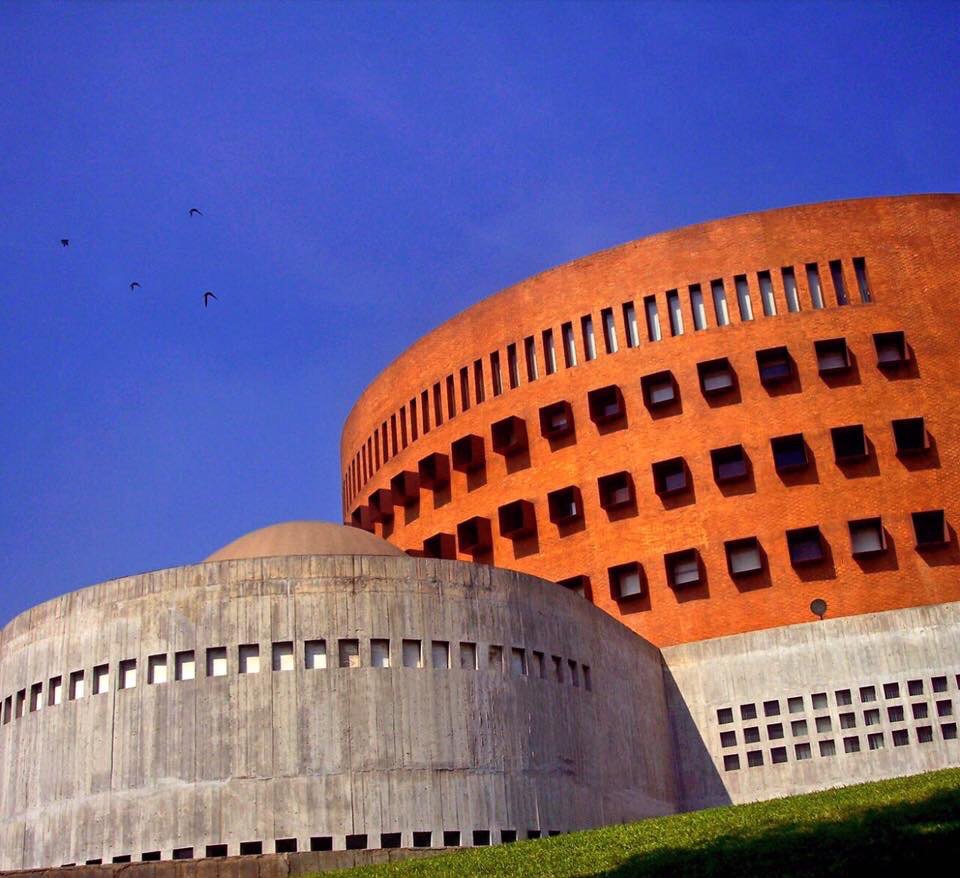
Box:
600, 307, 617, 353
524, 336, 538, 381
892, 417, 928, 455
442, 831, 461, 847
697, 357, 736, 396
853, 256, 872, 303
829, 259, 849, 305
771, 433, 808, 471
547, 485, 582, 524
390, 470, 420, 506
460, 366, 470, 411
711, 444, 749, 482
446, 375, 456, 419
418, 452, 451, 489
451, 434, 485, 472
345, 835, 368, 851
310, 837, 332, 852
368, 488, 393, 523
350, 505, 374, 533
726, 536, 763, 577
172, 849, 194, 861
556, 574, 589, 598
873, 330, 908, 368
457, 517, 492, 555
587, 384, 625, 423
381, 833, 402, 849
498, 499, 537, 539
474, 359, 486, 403
665, 548, 702, 588
641, 370, 678, 409
141, 852, 161, 862
275, 838, 297, 853
423, 532, 457, 559
539, 400, 574, 439
112, 856, 132, 864
507, 343, 520, 388
501, 829, 518, 844
912, 509, 947, 547
527, 829, 542, 839
412, 832, 432, 849
786, 526, 825, 565
756, 346, 793, 385
421, 389, 430, 433
240, 842, 262, 856
206, 845, 228, 858
491, 352, 503, 396
597, 471, 635, 509
831, 424, 867, 462
849, 517, 886, 556
472, 830, 491, 846
814, 337, 851, 374
652, 457, 688, 496
609, 562, 644, 599
542, 329, 557, 374
561, 321, 577, 367
491, 416, 528, 455
432, 383, 443, 427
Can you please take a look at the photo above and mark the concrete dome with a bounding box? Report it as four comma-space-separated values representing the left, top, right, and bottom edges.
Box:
204, 520, 404, 562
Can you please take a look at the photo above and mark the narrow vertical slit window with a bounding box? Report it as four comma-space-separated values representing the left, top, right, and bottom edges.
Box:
622, 302, 640, 347
644, 295, 662, 342
600, 308, 618, 353
410, 397, 419, 440
524, 335, 539, 381
473, 359, 485, 403
806, 263, 825, 309
666, 289, 683, 336
459, 367, 470, 411
490, 352, 503, 395
689, 285, 707, 330
735, 274, 753, 321
711, 280, 730, 326
432, 383, 443, 426
853, 257, 872, 303
400, 406, 408, 447
829, 259, 849, 305
781, 267, 800, 312
446, 375, 456, 418
542, 329, 557, 374
580, 315, 597, 361
374, 430, 380, 470
507, 343, 520, 388
758, 270, 777, 316
390, 414, 398, 456
561, 322, 578, 366
421, 390, 430, 434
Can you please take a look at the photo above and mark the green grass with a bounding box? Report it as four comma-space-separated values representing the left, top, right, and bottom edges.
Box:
322, 767, 960, 877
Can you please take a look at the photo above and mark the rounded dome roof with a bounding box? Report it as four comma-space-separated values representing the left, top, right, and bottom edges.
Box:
204, 520, 404, 562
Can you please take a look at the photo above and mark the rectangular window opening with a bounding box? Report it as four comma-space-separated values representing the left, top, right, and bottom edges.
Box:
853, 256, 872, 303
459, 641, 478, 670
175, 651, 196, 681
781, 266, 800, 312
644, 296, 661, 342
600, 308, 618, 353
542, 329, 557, 374
829, 259, 849, 305
431, 640, 450, 669
402, 639, 422, 668
524, 336, 539, 381
507, 343, 521, 388
758, 270, 777, 316
272, 641, 294, 672
622, 302, 640, 347
459, 367, 471, 411
371, 638, 391, 668
711, 280, 730, 326
491, 352, 503, 396
806, 263, 825, 309
735, 274, 754, 321
239, 644, 261, 675
689, 285, 707, 330
666, 290, 683, 336
473, 360, 486, 404
305, 639, 327, 670
580, 315, 597, 361
147, 655, 167, 685
561, 322, 578, 367
338, 638, 360, 668
92, 664, 109, 695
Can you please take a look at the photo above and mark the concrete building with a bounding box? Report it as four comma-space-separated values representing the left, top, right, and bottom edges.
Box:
2, 196, 960, 869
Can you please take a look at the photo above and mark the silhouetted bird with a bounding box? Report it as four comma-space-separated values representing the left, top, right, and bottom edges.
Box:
60, 239, 69, 247
189, 208, 202, 217
130, 282, 141, 291
203, 291, 217, 307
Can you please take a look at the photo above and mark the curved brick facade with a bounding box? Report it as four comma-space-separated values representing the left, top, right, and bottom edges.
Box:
341, 194, 960, 647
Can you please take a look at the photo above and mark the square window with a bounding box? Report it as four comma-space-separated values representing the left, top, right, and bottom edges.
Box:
892, 417, 928, 455
609, 562, 644, 599
272, 640, 294, 671
795, 742, 812, 760
418, 452, 451, 490
390, 470, 420, 506
767, 723, 784, 739
498, 499, 536, 539
402, 639, 422, 668
457, 516, 493, 554
864, 708, 880, 726
557, 575, 589, 598
368, 488, 393, 523
711, 445, 749, 482
814, 337, 850, 374
932, 676, 948, 693
743, 726, 760, 744
908, 679, 924, 696
538, 401, 575, 439
370, 638, 391, 668
308, 837, 332, 852
771, 433, 808, 471
819, 739, 836, 757
747, 750, 763, 767
725, 536, 763, 577
597, 471, 635, 510
912, 702, 929, 720
912, 509, 948, 548
118, 659, 137, 690
697, 357, 736, 396
175, 651, 196, 681
917, 725, 934, 743
756, 346, 793, 385
723, 754, 740, 771
442, 831, 461, 847
860, 685, 876, 703
888, 705, 904, 722
720, 730, 737, 747
815, 716, 832, 733
338, 639, 360, 668
835, 689, 852, 706
547, 486, 583, 524
764, 699, 781, 717
491, 416, 528, 455
811, 692, 828, 710
92, 664, 109, 694
844, 736, 861, 754
460, 642, 478, 670
942, 723, 958, 740
831, 424, 868, 462
641, 370, 678, 409
350, 505, 374, 532
868, 732, 884, 750
472, 830, 491, 846
451, 434, 485, 472
238, 644, 260, 674
587, 385, 625, 423
206, 648, 227, 677
147, 655, 167, 685
717, 707, 734, 724
788, 696, 805, 713
873, 330, 908, 368
665, 548, 702, 589
840, 712, 857, 729
652, 457, 688, 496
381, 833, 402, 849
345, 834, 368, 851
849, 517, 886, 556
771, 746, 788, 764
501, 830, 517, 844
892, 729, 909, 747
937, 700, 953, 717
786, 526, 824, 565
305, 640, 327, 669
740, 703, 757, 720
412, 832, 432, 849
884, 682, 900, 699
791, 719, 808, 736
489, 645, 504, 671
423, 532, 457, 559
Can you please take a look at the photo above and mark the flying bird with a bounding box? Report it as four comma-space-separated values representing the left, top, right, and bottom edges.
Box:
203, 291, 217, 307
130, 282, 141, 291
60, 239, 69, 247
188, 208, 202, 217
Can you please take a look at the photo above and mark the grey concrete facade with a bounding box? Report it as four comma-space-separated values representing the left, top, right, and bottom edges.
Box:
0, 555, 676, 870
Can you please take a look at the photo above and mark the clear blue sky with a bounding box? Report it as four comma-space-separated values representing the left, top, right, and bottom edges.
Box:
1, 1, 958, 626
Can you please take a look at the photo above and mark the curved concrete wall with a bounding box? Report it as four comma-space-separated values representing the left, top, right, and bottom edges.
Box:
0, 555, 676, 870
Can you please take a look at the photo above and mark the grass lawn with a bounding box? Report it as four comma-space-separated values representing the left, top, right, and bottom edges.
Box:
323, 767, 960, 877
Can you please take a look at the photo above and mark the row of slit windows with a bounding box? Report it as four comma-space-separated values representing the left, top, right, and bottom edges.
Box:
344, 256, 875, 508
61, 827, 565, 865
350, 329, 916, 530
1, 640, 591, 724
715, 674, 960, 771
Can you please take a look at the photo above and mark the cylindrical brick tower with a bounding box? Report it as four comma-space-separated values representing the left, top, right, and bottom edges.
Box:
341, 194, 960, 647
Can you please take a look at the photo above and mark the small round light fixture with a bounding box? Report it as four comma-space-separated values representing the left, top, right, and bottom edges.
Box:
810, 598, 827, 620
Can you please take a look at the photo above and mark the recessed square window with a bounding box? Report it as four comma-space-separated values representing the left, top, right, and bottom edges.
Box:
412, 832, 432, 849
864, 708, 880, 726
338, 639, 360, 669
491, 416, 528, 456
814, 337, 851, 374
756, 346, 793, 385
912, 509, 948, 547
118, 659, 137, 690
771, 433, 808, 472
786, 526, 824, 565
451, 434, 485, 472
819, 739, 837, 757
912, 702, 929, 720
547, 486, 583, 524
587, 385, 625, 423
812, 692, 828, 710
908, 679, 924, 696
767, 723, 784, 739
873, 330, 908, 368
345, 834, 368, 851
840, 712, 857, 729
556, 574, 590, 598
771, 746, 788, 764
175, 651, 195, 682
498, 499, 536, 539
844, 736, 861, 754
640, 370, 678, 409
305, 640, 327, 670
720, 730, 737, 747
791, 719, 808, 736
741, 703, 757, 723
725, 536, 763, 577
430, 641, 449, 669
457, 516, 492, 555
423, 532, 457, 559
867, 732, 884, 750
368, 488, 393, 522
417, 452, 450, 490
238, 644, 260, 675
390, 470, 420, 506
597, 471, 635, 510
932, 676, 947, 693
764, 700, 781, 717
442, 831, 461, 847
717, 706, 734, 724
652, 457, 688, 496
892, 729, 909, 747
711, 445, 749, 482
206, 647, 228, 678
539, 401, 575, 439
350, 505, 373, 532
747, 749, 764, 767
860, 685, 876, 703
788, 696, 805, 713
917, 725, 934, 743
697, 357, 736, 396
831, 424, 868, 462
937, 700, 953, 717
723, 754, 740, 771
370, 639, 390, 668
665, 548, 702, 589
835, 689, 852, 706
884, 681, 900, 699
609, 562, 644, 600
943, 723, 958, 740
849, 517, 886, 556
744, 726, 760, 744
888, 705, 904, 722
816, 716, 832, 733
892, 417, 928, 455
380, 832, 402, 849
795, 742, 812, 760
402, 639, 422, 668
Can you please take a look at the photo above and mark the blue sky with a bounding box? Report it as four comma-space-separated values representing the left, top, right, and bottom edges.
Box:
1, 0, 958, 625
